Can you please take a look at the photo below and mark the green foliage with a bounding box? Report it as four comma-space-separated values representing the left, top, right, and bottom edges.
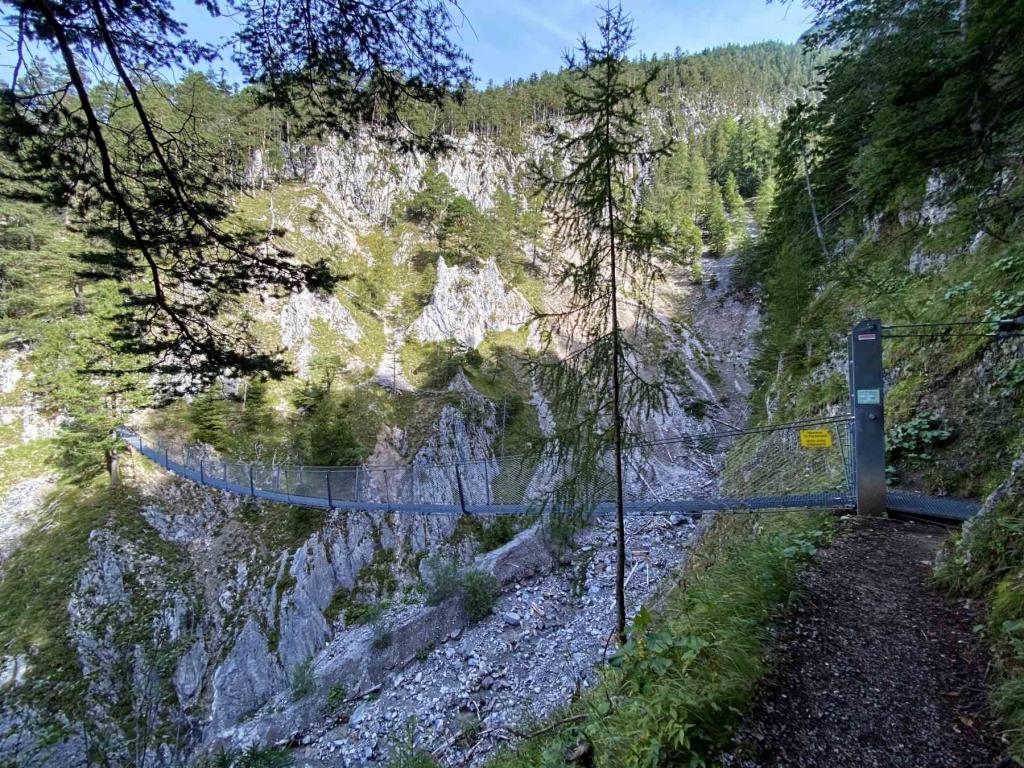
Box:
702, 183, 731, 256
416, 43, 823, 152
530, 6, 675, 637
886, 412, 953, 464
935, 467, 1024, 762
642, 144, 705, 270
424, 558, 463, 606
327, 684, 348, 709
190, 391, 232, 447
461, 571, 500, 623
752, 175, 776, 230
290, 659, 316, 701
485, 511, 834, 768
722, 172, 745, 219
290, 382, 369, 466
352, 602, 386, 626
401, 163, 458, 230
423, 560, 500, 624
476, 515, 523, 551
0, 204, 152, 480
204, 745, 293, 768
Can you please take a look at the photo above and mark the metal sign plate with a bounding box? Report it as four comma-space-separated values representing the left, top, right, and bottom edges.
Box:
856, 388, 881, 404
800, 429, 834, 448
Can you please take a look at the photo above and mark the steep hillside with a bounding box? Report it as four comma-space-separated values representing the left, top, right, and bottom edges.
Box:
0, 42, 812, 767
739, 0, 1024, 760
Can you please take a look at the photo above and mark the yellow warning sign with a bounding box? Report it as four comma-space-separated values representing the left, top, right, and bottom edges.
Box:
800, 429, 833, 449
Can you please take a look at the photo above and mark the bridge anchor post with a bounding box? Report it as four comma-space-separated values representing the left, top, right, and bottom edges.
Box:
849, 318, 887, 516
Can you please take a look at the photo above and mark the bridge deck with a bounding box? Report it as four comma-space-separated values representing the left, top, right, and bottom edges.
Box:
123, 429, 977, 521
126, 432, 855, 516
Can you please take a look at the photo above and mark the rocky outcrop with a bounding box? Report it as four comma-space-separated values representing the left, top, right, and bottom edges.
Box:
211, 619, 285, 733
65, 529, 196, 768
214, 519, 558, 752
0, 475, 54, 567
410, 258, 531, 349
249, 133, 530, 224
278, 289, 363, 379
295, 514, 707, 767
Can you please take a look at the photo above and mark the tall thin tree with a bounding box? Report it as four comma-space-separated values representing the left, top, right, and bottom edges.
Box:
532, 4, 671, 639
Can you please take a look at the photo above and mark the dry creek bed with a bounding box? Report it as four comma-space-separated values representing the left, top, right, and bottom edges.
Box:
291, 513, 701, 767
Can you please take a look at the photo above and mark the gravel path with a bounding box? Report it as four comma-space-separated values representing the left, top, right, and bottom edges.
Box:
727, 517, 998, 768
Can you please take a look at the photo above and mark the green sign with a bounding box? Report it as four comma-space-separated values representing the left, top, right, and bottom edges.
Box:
857, 388, 881, 405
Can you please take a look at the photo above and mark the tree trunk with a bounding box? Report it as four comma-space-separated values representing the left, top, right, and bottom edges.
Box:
605, 114, 628, 642
799, 134, 829, 261
106, 446, 120, 488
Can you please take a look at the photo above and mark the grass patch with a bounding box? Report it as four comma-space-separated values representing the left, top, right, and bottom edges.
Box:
484, 509, 834, 768
0, 438, 53, 495
935, 460, 1024, 763
290, 658, 316, 701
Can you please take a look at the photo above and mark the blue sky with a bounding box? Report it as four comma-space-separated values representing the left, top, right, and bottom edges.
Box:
1, 1, 814, 87
454, 0, 813, 84
172, 0, 812, 85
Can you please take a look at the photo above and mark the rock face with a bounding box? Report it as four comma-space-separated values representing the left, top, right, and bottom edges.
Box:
211, 619, 286, 732
278, 289, 363, 379
410, 258, 531, 349
0, 475, 54, 567
250, 133, 530, 224
293, 514, 712, 767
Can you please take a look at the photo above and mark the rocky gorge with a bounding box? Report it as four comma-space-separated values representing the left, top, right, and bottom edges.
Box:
0, 113, 762, 767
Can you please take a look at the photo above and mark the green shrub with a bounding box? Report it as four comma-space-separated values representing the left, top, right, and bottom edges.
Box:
424, 557, 462, 606
327, 683, 347, 709
205, 745, 293, 768
935, 476, 1024, 763
461, 571, 500, 623
886, 411, 955, 484
345, 601, 385, 626
423, 561, 500, 624
477, 515, 524, 551
290, 659, 315, 701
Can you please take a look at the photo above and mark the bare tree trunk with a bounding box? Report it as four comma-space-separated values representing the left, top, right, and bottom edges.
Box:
799, 135, 829, 261
605, 114, 628, 642
106, 445, 120, 488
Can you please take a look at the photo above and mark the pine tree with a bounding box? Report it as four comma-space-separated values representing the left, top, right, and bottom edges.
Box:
723, 171, 745, 219
704, 183, 731, 256
531, 3, 671, 640
753, 175, 777, 231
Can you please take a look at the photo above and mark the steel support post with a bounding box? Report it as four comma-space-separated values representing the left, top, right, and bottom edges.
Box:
849, 318, 887, 516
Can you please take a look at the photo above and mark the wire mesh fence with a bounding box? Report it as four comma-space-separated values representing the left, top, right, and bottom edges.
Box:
120, 416, 854, 516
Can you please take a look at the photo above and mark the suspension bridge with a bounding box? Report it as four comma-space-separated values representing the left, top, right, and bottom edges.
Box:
120, 319, 990, 523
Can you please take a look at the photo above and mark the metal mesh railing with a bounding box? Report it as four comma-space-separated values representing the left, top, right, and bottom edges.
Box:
120, 416, 855, 516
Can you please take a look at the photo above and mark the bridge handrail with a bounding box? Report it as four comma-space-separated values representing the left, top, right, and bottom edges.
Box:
118, 416, 857, 515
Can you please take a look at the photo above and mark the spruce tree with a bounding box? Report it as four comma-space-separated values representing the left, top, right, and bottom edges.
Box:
723, 171, 745, 219
532, 4, 670, 640
704, 183, 731, 256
